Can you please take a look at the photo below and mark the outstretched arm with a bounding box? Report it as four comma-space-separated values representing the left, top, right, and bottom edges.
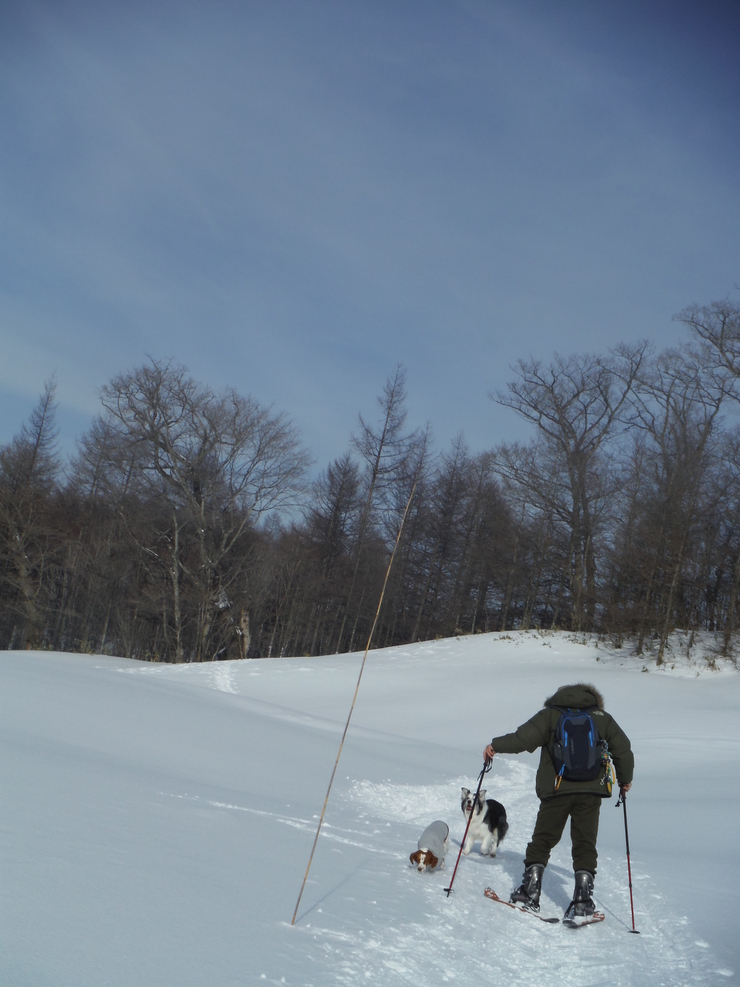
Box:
489, 708, 553, 756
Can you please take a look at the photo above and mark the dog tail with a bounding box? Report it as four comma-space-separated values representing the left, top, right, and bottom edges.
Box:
497, 819, 509, 843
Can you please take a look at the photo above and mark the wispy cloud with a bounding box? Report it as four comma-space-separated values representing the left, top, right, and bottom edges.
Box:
1, 0, 738, 463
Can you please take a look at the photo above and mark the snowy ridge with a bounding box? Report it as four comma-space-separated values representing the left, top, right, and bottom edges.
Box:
0, 631, 737, 985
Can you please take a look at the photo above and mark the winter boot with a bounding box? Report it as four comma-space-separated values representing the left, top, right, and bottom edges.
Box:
565, 869, 595, 919
510, 863, 544, 912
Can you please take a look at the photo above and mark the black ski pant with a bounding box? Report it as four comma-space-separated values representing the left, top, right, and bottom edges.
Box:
524, 793, 601, 875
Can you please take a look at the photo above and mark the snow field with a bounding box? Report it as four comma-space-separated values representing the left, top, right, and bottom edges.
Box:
0, 631, 737, 986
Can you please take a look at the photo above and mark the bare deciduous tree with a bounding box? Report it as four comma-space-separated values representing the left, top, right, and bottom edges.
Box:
91, 360, 309, 660
496, 344, 648, 630
628, 344, 733, 660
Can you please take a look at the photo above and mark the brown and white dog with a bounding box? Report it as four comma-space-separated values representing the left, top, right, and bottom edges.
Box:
409, 820, 450, 872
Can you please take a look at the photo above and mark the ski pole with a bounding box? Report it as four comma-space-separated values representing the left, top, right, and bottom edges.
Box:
444, 758, 492, 897
616, 788, 640, 934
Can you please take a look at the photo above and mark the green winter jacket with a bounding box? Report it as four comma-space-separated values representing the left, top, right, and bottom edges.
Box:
490, 683, 634, 800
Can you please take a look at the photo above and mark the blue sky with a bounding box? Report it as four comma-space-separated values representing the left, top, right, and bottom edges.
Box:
1, 0, 739, 469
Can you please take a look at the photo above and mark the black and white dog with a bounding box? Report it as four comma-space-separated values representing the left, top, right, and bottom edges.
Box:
460, 788, 508, 857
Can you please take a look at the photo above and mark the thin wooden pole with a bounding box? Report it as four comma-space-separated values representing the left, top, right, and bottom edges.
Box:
291, 484, 416, 926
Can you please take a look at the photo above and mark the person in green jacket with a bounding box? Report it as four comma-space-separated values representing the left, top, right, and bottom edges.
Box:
483, 683, 633, 918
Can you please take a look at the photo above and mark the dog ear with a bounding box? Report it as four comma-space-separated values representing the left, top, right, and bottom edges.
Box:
410, 851, 421, 865
479, 790, 486, 801
426, 852, 438, 869
461, 787, 470, 798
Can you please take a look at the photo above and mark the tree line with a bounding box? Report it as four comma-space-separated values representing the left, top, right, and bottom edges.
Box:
2, 300, 740, 664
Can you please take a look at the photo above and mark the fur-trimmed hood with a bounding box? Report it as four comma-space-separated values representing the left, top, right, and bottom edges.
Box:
544, 683, 604, 711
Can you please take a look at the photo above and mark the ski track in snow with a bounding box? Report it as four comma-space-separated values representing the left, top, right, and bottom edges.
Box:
160, 792, 403, 856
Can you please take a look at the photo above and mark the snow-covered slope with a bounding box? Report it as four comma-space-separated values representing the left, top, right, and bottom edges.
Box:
0, 632, 737, 986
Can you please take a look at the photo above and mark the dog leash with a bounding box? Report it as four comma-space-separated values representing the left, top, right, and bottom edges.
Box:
444, 758, 492, 897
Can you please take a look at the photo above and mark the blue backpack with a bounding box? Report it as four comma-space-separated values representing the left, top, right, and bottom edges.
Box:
549, 706, 603, 788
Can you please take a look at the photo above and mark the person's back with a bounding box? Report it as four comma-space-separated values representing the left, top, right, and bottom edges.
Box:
484, 682, 633, 918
